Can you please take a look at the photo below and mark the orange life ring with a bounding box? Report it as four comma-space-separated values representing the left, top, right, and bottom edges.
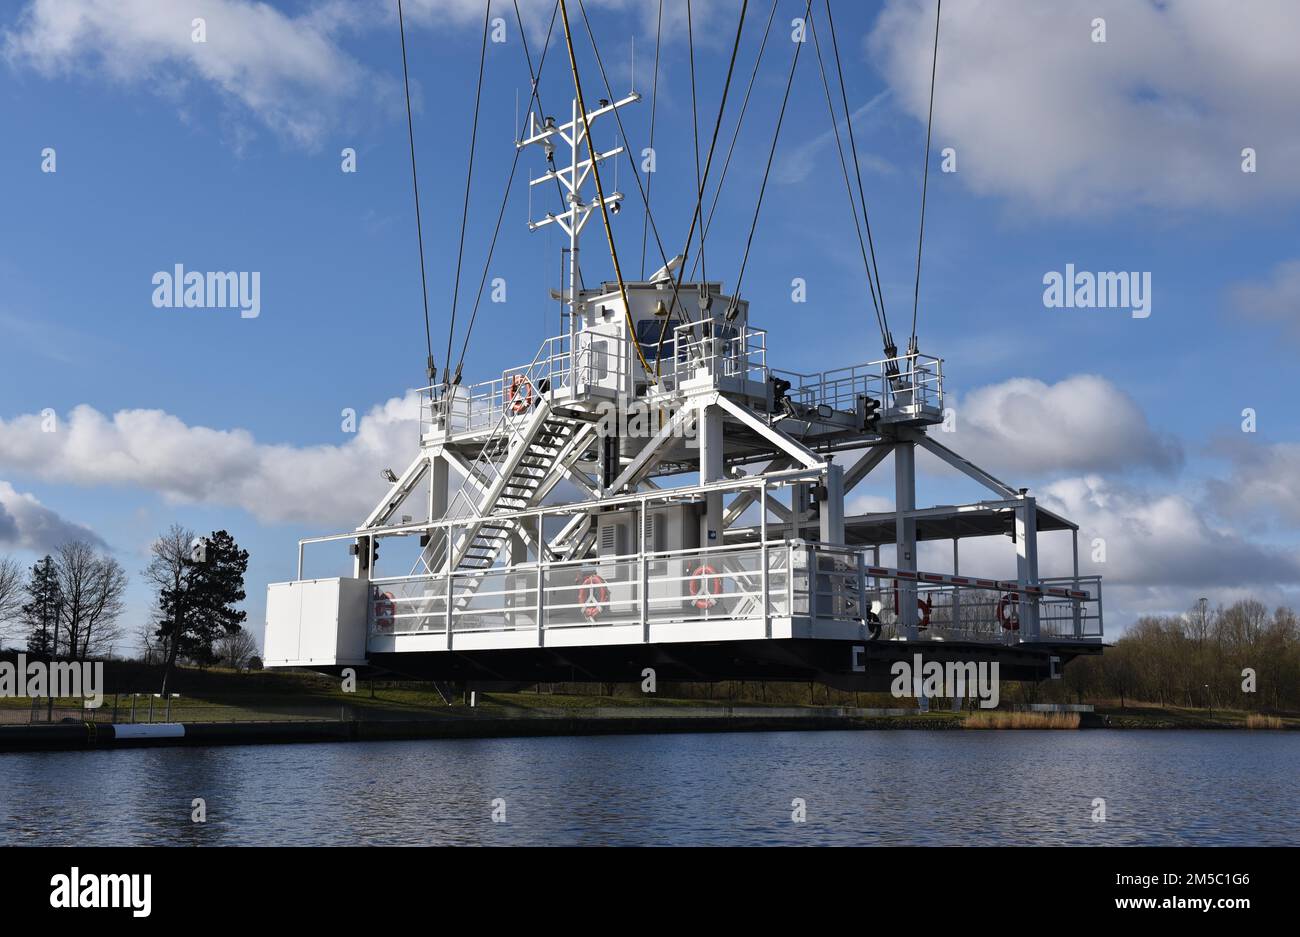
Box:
892, 589, 933, 631
506, 374, 533, 414
373, 590, 396, 632
688, 564, 721, 609
998, 592, 1020, 631
577, 573, 608, 620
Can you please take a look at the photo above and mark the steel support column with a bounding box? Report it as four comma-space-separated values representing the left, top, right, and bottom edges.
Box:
1016, 496, 1041, 638
895, 442, 919, 637
700, 404, 724, 546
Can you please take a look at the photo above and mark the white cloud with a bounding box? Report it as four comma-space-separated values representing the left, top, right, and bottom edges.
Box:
1206, 441, 1300, 529
773, 91, 893, 185
1229, 258, 1300, 340
4, 0, 374, 148
913, 472, 1300, 630
396, 0, 733, 39
1037, 475, 1300, 589
869, 0, 1300, 213
0, 481, 105, 552
913, 474, 1300, 588
3, 0, 747, 149
0, 397, 423, 528
940, 374, 1182, 479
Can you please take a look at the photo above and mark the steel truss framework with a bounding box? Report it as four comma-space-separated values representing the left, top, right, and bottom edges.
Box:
265, 90, 1102, 687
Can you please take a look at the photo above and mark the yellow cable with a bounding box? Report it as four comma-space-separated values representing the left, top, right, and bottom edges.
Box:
558, 0, 656, 384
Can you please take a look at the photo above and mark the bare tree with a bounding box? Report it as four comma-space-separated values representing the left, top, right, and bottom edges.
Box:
215, 627, 259, 669
53, 541, 128, 659
145, 524, 194, 692
0, 556, 23, 644
138, 610, 172, 665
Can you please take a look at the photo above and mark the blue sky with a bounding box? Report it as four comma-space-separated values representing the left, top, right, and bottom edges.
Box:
2, 0, 1299, 651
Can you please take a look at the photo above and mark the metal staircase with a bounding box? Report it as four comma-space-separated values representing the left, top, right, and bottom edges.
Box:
446, 410, 584, 573
404, 393, 592, 630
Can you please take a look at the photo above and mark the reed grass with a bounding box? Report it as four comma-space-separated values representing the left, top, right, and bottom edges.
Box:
1245, 713, 1283, 730
964, 710, 1080, 729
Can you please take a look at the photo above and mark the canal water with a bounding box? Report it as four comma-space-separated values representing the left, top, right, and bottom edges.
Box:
2, 730, 1296, 845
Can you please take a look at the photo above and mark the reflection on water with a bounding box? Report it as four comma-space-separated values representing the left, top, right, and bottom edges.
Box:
1, 730, 1296, 845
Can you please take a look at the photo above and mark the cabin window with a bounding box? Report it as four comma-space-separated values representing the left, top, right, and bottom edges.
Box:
635, 319, 674, 360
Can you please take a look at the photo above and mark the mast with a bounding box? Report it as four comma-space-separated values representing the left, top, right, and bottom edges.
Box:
519, 92, 638, 380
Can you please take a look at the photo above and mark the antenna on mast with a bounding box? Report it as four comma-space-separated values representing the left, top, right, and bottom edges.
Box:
519, 93, 637, 317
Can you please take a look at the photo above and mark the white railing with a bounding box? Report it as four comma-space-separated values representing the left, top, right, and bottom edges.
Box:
1040, 575, 1103, 639
420, 331, 629, 438
859, 579, 1102, 643
772, 352, 944, 416
369, 541, 791, 636
666, 322, 768, 389
364, 536, 1102, 643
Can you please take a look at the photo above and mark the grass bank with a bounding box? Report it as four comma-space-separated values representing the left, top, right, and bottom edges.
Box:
1, 659, 1296, 731
965, 711, 1081, 729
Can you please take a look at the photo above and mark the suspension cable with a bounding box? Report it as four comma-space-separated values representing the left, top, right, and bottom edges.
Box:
515, 1, 568, 221
639, 0, 663, 279
453, 0, 562, 381
724, 0, 809, 322
687, 0, 778, 282
444, 2, 491, 382
396, 0, 434, 384
557, 0, 655, 380
575, 0, 687, 341
825, 0, 893, 355
655, 0, 750, 372
808, 12, 885, 344
909, 0, 942, 353
687, 0, 705, 282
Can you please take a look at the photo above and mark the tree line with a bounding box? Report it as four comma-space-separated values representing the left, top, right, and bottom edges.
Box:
3, 536, 1296, 709
0, 524, 251, 695
1052, 599, 1300, 711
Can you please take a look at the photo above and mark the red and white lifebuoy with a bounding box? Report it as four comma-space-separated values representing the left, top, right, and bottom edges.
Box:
577, 573, 608, 620
688, 564, 721, 610
506, 374, 533, 414
892, 589, 933, 631
373, 590, 396, 633
998, 592, 1021, 631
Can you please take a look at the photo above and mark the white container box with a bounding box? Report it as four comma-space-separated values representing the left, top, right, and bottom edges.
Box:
264, 577, 370, 668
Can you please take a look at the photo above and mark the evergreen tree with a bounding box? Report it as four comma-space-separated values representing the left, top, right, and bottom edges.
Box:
21, 556, 63, 656
147, 528, 249, 697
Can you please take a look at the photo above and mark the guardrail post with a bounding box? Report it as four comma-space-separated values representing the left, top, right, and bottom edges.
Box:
537, 513, 546, 646
445, 529, 455, 648
760, 482, 770, 638
639, 500, 649, 642
856, 551, 866, 636
807, 543, 817, 621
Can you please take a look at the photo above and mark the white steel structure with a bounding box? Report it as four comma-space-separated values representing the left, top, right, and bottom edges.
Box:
264, 88, 1102, 690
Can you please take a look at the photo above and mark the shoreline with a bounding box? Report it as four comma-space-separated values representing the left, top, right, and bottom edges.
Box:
1, 706, 1293, 753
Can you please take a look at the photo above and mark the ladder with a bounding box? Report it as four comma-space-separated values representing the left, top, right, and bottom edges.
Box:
409, 400, 592, 630
447, 409, 584, 573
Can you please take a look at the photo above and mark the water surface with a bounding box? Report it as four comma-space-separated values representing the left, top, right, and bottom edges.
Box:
2, 730, 1295, 845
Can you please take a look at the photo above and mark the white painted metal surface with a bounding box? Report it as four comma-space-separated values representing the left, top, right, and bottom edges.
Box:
264, 578, 369, 668
264, 90, 1102, 672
